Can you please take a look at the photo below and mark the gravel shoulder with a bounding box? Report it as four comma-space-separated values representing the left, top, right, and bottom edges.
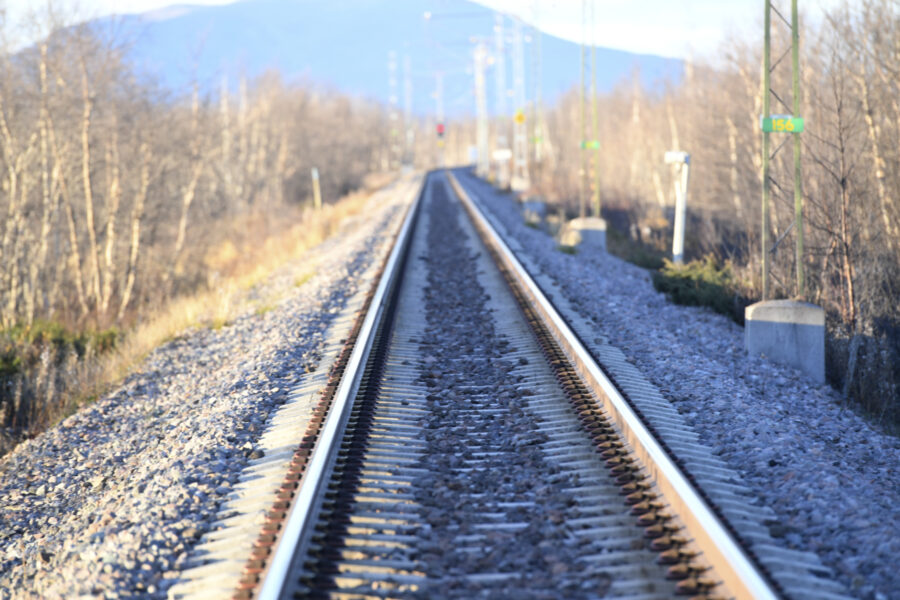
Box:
0, 179, 414, 599
456, 168, 900, 600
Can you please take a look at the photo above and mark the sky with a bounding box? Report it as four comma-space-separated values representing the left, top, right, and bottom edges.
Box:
4, 0, 846, 58
475, 0, 846, 58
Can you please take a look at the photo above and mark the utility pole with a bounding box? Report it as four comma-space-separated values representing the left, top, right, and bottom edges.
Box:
532, 22, 543, 165
791, 0, 805, 298
529, 0, 549, 176
511, 16, 529, 192
590, 0, 600, 218
435, 71, 445, 168
578, 0, 587, 219
761, 2, 771, 300
474, 43, 490, 178
403, 54, 414, 166
494, 12, 510, 189
388, 51, 400, 170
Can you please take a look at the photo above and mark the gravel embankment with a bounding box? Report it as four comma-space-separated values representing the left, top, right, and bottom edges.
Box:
0, 186, 409, 598
457, 168, 900, 600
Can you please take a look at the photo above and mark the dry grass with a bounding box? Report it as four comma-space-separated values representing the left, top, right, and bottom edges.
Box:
5, 187, 380, 446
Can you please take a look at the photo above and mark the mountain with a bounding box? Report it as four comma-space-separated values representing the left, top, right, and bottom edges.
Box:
103, 0, 682, 115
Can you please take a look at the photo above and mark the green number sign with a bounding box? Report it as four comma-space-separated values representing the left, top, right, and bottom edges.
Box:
761, 115, 804, 133
580, 140, 600, 149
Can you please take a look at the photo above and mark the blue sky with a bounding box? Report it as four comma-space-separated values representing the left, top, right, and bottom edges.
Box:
5, 0, 845, 58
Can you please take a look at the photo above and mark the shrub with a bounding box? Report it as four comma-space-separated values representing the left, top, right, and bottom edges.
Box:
606, 226, 666, 270
0, 321, 120, 443
4, 320, 118, 357
652, 255, 748, 324
0, 344, 21, 377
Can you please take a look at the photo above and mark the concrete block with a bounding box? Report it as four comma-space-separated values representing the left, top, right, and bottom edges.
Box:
744, 300, 825, 383
559, 217, 607, 251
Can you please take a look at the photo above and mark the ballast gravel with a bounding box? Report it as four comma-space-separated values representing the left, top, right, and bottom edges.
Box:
456, 168, 900, 600
411, 181, 613, 598
0, 186, 409, 598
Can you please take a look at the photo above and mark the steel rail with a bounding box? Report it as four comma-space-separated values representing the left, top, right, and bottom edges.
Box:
447, 170, 779, 600
255, 175, 425, 600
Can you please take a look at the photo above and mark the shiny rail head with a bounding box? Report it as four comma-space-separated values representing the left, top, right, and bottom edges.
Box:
254, 174, 427, 600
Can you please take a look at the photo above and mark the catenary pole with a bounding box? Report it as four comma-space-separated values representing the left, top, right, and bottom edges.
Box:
532, 9, 543, 165
761, 0, 771, 300
403, 54, 413, 166
579, 0, 587, 219
792, 0, 805, 298
435, 71, 444, 168
388, 51, 400, 169
494, 13, 509, 187
511, 16, 529, 190
590, 0, 600, 218
474, 43, 490, 178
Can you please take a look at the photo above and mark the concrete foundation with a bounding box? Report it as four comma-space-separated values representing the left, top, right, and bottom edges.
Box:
559, 217, 607, 251
744, 300, 825, 383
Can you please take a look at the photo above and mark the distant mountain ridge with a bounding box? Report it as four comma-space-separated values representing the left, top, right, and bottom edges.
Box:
102, 0, 682, 115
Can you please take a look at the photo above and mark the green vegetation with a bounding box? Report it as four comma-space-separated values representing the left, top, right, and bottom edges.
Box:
0, 321, 121, 448
0, 321, 119, 374
605, 226, 666, 270
294, 272, 314, 287
209, 317, 231, 331
557, 244, 578, 255
651, 256, 747, 324
254, 303, 277, 317
0, 344, 21, 377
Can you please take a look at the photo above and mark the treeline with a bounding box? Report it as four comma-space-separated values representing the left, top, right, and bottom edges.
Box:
0, 17, 393, 444
535, 0, 899, 422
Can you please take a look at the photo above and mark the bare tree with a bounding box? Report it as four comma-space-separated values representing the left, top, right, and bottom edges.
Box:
79, 57, 101, 311
117, 142, 150, 321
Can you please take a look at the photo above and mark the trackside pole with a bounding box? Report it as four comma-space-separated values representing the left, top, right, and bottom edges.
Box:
762, 0, 771, 299
746, 0, 823, 384
311, 167, 322, 211
791, 0, 805, 298
664, 151, 690, 264
474, 43, 490, 178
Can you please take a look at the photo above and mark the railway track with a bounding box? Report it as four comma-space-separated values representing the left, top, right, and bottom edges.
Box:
175, 170, 849, 599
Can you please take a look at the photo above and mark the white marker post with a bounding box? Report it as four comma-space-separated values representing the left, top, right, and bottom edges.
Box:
492, 148, 512, 190
664, 151, 691, 264
311, 167, 322, 211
